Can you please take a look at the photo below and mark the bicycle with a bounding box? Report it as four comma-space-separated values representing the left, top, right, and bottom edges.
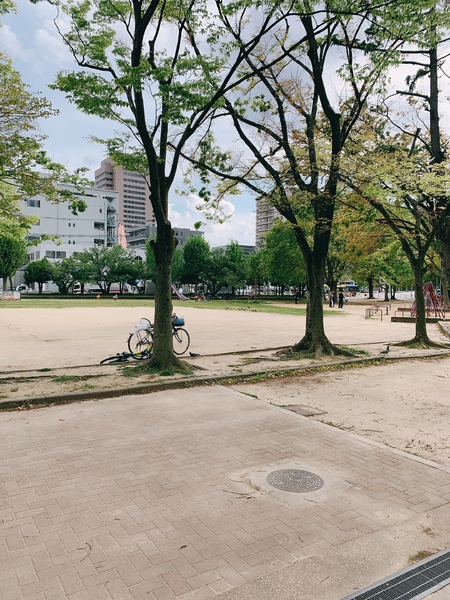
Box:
100, 349, 151, 364
127, 314, 190, 358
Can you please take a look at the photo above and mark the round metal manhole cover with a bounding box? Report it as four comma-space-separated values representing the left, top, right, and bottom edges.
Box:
266, 469, 324, 493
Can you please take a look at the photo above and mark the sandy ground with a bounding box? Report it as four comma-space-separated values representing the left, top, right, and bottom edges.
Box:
231, 357, 450, 468
1, 300, 450, 470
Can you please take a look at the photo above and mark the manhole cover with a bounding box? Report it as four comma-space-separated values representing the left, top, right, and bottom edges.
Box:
266, 469, 324, 493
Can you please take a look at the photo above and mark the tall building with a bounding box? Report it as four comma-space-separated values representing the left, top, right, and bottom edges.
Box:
255, 197, 281, 248
94, 158, 155, 230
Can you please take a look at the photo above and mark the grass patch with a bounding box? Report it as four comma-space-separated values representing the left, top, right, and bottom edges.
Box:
0, 297, 342, 317
121, 362, 192, 378
51, 375, 107, 383
0, 298, 156, 309
408, 549, 437, 565
337, 345, 370, 356
37, 368, 52, 372
52, 375, 85, 383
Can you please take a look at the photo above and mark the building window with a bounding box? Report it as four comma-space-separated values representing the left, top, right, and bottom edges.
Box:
26, 199, 41, 207
94, 222, 105, 230
26, 235, 40, 243
46, 251, 56, 258
94, 239, 105, 246
56, 251, 66, 258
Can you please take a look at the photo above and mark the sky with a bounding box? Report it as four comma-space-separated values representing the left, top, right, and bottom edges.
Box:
0, 1, 257, 247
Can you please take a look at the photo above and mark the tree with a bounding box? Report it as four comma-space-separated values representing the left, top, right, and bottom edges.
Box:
388, 3, 450, 304
189, 1, 421, 357
246, 249, 266, 296
171, 248, 184, 287
181, 237, 210, 290
259, 223, 306, 294
71, 250, 95, 293
342, 125, 450, 345
204, 248, 228, 297
108, 249, 141, 293
51, 257, 78, 294
24, 258, 53, 293
40, 0, 288, 369
0, 51, 88, 225
85, 245, 136, 293
0, 232, 27, 290
222, 241, 247, 295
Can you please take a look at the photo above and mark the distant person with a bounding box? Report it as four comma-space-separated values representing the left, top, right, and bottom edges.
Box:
329, 291, 334, 308
338, 291, 344, 309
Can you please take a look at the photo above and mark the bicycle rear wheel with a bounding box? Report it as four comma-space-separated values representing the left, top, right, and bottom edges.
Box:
127, 330, 153, 360
172, 327, 190, 355
100, 353, 130, 364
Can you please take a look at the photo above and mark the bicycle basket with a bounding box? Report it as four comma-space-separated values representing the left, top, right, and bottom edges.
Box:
172, 316, 185, 326
132, 318, 152, 334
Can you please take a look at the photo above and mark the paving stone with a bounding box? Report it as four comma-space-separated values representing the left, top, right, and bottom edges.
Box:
1, 385, 450, 599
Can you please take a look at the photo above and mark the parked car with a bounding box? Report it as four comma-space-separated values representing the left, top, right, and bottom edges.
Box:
15, 284, 31, 292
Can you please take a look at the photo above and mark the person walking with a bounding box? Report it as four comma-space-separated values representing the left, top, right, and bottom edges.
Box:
329, 291, 334, 307
338, 291, 344, 309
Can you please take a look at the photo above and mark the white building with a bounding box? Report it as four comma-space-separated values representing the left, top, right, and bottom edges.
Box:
14, 184, 119, 289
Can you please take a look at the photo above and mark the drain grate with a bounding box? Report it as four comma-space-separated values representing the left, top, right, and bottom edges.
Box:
341, 547, 450, 599
266, 469, 324, 493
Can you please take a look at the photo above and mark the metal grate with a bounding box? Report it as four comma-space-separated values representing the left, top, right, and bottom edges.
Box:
341, 547, 450, 599
266, 469, 324, 493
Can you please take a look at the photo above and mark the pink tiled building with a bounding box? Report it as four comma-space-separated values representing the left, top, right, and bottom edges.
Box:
94, 158, 156, 231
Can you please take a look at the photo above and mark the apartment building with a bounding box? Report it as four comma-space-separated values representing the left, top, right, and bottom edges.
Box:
94, 158, 155, 230
255, 197, 281, 248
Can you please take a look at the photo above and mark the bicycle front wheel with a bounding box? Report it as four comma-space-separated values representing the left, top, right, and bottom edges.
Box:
172, 328, 190, 355
127, 330, 153, 360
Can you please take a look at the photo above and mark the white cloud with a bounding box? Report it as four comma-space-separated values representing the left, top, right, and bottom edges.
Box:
0, 25, 29, 61
169, 194, 255, 247
34, 28, 72, 68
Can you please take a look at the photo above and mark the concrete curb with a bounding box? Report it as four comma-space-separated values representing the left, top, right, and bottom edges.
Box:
2, 349, 450, 411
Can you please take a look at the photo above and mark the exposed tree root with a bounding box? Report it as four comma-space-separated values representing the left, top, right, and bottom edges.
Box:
396, 337, 450, 350
291, 336, 355, 359
122, 356, 191, 377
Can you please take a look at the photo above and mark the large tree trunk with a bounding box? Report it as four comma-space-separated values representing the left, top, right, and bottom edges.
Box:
292, 257, 348, 357
150, 222, 186, 370
401, 262, 435, 347
412, 268, 430, 345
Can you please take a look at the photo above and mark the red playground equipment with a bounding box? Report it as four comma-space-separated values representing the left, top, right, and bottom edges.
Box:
411, 282, 445, 319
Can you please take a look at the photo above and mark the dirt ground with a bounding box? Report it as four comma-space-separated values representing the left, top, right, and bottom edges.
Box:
231, 356, 450, 468
1, 302, 450, 469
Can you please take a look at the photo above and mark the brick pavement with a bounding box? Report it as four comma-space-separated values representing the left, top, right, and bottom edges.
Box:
1, 386, 450, 599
